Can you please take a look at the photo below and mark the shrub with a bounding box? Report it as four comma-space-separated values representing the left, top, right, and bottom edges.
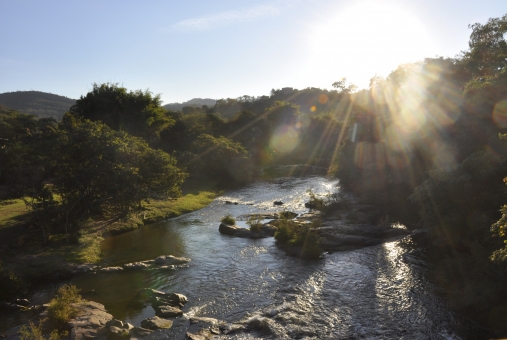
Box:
47, 285, 82, 329
247, 216, 263, 232
221, 214, 235, 226
274, 219, 322, 259
20, 319, 66, 340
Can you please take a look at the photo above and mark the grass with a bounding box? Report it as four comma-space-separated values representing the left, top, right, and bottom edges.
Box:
247, 215, 263, 232
274, 219, 322, 259
0, 198, 30, 229
221, 214, 236, 226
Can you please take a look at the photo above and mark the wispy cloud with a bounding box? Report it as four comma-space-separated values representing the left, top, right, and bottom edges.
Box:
172, 5, 280, 32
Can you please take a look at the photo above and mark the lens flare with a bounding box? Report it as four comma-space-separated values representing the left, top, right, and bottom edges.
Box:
493, 100, 507, 128
318, 94, 329, 104
270, 125, 300, 154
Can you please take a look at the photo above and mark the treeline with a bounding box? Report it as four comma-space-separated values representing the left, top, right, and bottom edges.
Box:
0, 81, 357, 244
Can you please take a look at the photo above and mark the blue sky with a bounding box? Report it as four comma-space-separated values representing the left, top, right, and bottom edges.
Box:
0, 0, 505, 104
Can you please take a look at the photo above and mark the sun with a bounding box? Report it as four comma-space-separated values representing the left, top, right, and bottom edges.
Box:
301, 1, 434, 89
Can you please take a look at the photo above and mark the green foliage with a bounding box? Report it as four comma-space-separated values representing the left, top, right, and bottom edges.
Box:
69, 83, 174, 144
188, 134, 250, 183
409, 151, 506, 243
246, 216, 263, 232
462, 14, 507, 76
52, 120, 187, 238
19, 319, 66, 340
274, 219, 322, 259
221, 214, 235, 226
47, 284, 82, 329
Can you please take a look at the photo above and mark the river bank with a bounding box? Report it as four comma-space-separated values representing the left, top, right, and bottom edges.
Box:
0, 180, 220, 304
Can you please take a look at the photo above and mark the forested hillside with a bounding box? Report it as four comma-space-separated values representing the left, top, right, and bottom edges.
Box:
0, 91, 75, 119
163, 98, 216, 112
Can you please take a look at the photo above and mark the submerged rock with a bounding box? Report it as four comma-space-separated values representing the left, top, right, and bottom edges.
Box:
99, 266, 123, 273
123, 262, 150, 270
154, 255, 191, 266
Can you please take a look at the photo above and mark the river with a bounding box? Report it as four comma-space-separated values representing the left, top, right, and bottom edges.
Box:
3, 175, 485, 339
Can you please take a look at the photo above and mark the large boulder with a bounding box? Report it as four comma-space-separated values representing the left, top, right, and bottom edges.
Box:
68, 301, 113, 340
140, 316, 173, 330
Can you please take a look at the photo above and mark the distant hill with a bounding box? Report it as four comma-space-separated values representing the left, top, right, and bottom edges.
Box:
163, 98, 216, 111
0, 91, 76, 119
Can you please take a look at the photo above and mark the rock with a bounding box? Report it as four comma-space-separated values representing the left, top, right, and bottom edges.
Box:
152, 293, 187, 309
260, 224, 277, 236
99, 266, 123, 272
130, 327, 153, 338
73, 263, 98, 273
186, 331, 209, 340
108, 325, 129, 339
123, 262, 150, 270
278, 211, 297, 219
15, 299, 29, 306
155, 305, 183, 317
219, 223, 268, 239
158, 265, 175, 270
273, 201, 284, 206
317, 221, 410, 251
218, 223, 238, 236
167, 292, 188, 307
67, 300, 113, 340
154, 255, 191, 266
140, 316, 173, 330
106, 319, 124, 328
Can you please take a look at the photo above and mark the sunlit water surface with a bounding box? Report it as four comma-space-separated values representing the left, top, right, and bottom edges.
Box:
2, 176, 484, 339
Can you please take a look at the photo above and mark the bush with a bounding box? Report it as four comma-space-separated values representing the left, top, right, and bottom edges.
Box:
221, 214, 235, 226
274, 219, 322, 259
247, 216, 263, 232
47, 285, 82, 329
20, 319, 66, 340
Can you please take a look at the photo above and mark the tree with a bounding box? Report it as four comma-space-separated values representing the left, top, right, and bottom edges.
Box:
188, 134, 250, 183
53, 120, 187, 238
332, 78, 357, 94
69, 83, 174, 145
463, 14, 507, 76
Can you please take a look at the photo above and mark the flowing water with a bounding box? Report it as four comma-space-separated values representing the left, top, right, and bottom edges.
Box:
2, 175, 484, 339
